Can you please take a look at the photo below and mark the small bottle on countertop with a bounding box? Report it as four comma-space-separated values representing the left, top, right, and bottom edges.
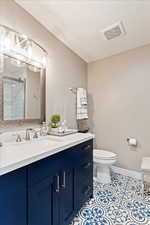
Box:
58, 120, 67, 133
40, 122, 48, 136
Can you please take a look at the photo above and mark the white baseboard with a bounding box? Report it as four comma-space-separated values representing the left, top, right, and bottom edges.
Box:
111, 165, 143, 181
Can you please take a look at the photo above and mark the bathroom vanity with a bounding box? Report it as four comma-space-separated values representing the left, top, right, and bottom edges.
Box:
0, 25, 93, 225
0, 133, 93, 225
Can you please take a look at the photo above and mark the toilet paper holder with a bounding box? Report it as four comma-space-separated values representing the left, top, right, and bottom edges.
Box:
126, 137, 137, 146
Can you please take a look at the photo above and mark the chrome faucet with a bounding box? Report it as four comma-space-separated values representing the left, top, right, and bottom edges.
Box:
25, 128, 39, 141
16, 134, 22, 142
25, 128, 33, 141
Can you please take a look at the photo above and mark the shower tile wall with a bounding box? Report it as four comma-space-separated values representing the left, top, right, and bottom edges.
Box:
3, 78, 25, 120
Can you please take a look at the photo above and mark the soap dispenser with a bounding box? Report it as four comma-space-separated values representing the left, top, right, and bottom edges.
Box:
40, 122, 48, 136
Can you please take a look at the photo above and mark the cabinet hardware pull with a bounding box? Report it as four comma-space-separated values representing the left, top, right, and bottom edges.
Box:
61, 171, 66, 189
55, 175, 60, 192
84, 185, 91, 195
84, 145, 91, 151
83, 162, 92, 169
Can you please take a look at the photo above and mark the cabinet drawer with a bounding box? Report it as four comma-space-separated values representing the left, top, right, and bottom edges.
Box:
77, 183, 93, 207
70, 140, 93, 165
80, 161, 93, 180
78, 160, 93, 188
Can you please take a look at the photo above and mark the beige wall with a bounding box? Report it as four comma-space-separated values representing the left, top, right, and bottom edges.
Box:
1, 0, 150, 172
0, 0, 86, 127
88, 44, 150, 171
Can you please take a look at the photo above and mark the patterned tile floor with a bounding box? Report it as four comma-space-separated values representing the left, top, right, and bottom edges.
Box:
71, 173, 150, 225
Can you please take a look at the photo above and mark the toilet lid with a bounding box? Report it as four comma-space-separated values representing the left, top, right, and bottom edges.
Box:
94, 149, 117, 159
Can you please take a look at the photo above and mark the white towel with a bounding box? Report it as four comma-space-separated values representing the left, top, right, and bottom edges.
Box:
77, 88, 88, 120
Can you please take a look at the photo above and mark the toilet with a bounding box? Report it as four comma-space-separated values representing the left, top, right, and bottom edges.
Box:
94, 149, 117, 184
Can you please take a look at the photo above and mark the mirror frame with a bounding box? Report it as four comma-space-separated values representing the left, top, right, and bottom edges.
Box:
40, 68, 46, 123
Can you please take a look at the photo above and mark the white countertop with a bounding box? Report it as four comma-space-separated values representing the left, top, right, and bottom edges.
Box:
0, 133, 94, 176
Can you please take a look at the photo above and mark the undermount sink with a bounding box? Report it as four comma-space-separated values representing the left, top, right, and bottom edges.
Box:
3, 138, 63, 155
4, 136, 65, 149
12, 138, 59, 147
0, 130, 65, 146
0, 131, 23, 143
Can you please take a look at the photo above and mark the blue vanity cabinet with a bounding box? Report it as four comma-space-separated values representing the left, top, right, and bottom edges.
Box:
0, 167, 27, 225
0, 139, 93, 225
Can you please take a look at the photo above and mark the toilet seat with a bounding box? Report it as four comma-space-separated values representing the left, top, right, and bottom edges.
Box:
94, 149, 117, 160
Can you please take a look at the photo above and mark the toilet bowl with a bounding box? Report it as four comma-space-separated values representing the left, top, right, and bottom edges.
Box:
94, 149, 117, 184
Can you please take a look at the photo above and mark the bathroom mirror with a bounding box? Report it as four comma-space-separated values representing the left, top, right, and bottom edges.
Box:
2, 56, 45, 121
0, 25, 47, 127
0, 55, 46, 123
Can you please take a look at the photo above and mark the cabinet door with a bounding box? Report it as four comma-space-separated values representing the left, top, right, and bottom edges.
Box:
28, 177, 54, 225
0, 168, 27, 225
60, 168, 75, 225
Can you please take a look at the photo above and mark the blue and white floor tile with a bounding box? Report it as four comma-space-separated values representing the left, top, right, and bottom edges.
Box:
71, 173, 150, 225
123, 177, 144, 201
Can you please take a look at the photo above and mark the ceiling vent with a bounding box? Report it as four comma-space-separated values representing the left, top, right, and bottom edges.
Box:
102, 21, 126, 40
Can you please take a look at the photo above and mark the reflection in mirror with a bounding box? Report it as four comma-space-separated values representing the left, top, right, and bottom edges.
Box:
2, 56, 41, 121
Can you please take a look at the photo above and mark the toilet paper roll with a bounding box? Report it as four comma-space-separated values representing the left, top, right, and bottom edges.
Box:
144, 174, 150, 184
127, 137, 137, 146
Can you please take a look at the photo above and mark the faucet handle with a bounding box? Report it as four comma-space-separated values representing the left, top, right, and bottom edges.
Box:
16, 134, 22, 142
33, 131, 38, 139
